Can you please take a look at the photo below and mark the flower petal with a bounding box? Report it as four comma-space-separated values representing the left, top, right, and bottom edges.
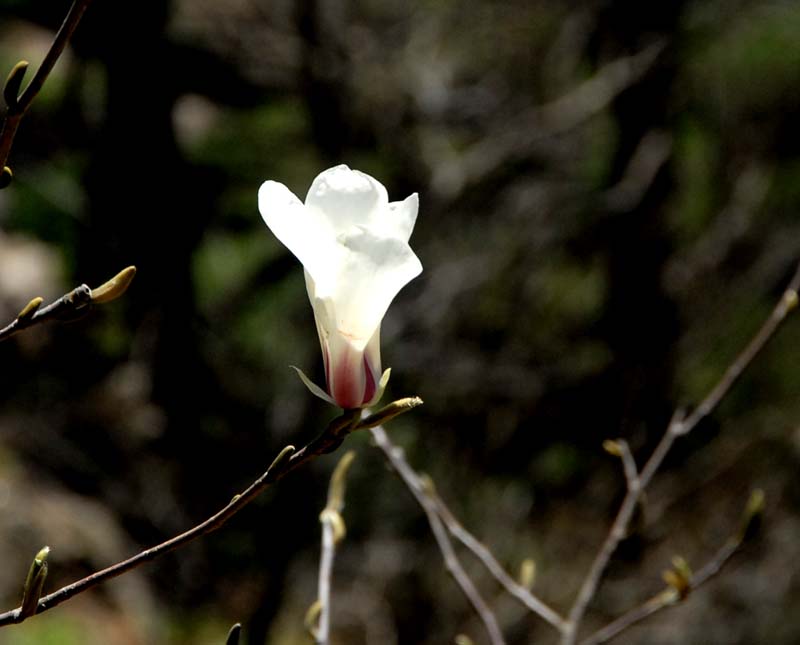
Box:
363, 323, 382, 381
384, 193, 419, 243
326, 332, 367, 409
258, 180, 337, 282
364, 367, 391, 407
317, 227, 422, 349
304, 270, 332, 381
305, 165, 388, 236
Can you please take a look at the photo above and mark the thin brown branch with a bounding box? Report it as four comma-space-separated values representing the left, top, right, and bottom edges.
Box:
0, 399, 420, 627
0, 287, 91, 341
371, 425, 506, 645
603, 439, 639, 494
579, 590, 675, 645
0, 0, 94, 177
563, 261, 800, 645
432, 41, 666, 198
580, 535, 743, 645
671, 266, 800, 437
0, 267, 136, 342
358, 397, 424, 429
425, 475, 566, 630
372, 423, 567, 630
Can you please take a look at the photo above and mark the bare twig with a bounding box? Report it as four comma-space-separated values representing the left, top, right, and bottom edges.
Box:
579, 589, 675, 645
0, 398, 421, 626
316, 450, 356, 645
0, 0, 94, 182
19, 547, 50, 619
580, 488, 762, 645
432, 41, 666, 197
422, 471, 566, 630
371, 425, 506, 645
370, 422, 566, 630
602, 439, 639, 494
563, 262, 800, 644
0, 266, 137, 342
358, 397, 424, 429
602, 131, 673, 214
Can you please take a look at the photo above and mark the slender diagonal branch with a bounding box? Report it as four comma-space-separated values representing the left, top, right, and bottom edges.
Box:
563, 261, 800, 645
435, 41, 666, 197
375, 426, 566, 631
428, 492, 566, 631
616, 440, 639, 493
580, 518, 748, 645
0, 0, 94, 179
0, 398, 421, 627
0, 266, 136, 342
371, 425, 506, 645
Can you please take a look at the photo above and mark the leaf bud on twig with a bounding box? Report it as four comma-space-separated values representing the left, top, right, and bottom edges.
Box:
3, 61, 28, 112
304, 599, 322, 638
661, 555, 691, 601
602, 439, 623, 456
90, 266, 137, 304
519, 558, 537, 590
739, 488, 765, 542
20, 546, 50, 619
0, 166, 12, 189
17, 297, 43, 322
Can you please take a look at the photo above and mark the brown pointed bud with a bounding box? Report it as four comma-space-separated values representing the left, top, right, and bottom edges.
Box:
90, 266, 136, 303
418, 473, 436, 496
0, 166, 13, 189
602, 439, 622, 456
357, 396, 424, 430
661, 555, 691, 600
20, 546, 49, 619
783, 289, 798, 312
739, 488, 765, 542
266, 444, 295, 478
4, 60, 28, 111
519, 558, 536, 590
326, 450, 356, 513
304, 600, 322, 638
17, 297, 43, 322
320, 508, 347, 544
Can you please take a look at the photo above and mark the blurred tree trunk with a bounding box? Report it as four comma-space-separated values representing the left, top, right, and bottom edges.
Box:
591, 2, 684, 444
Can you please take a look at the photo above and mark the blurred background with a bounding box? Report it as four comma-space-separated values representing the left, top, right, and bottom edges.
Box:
1, 0, 800, 643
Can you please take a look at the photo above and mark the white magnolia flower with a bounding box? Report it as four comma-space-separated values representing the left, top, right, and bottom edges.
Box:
258, 165, 422, 409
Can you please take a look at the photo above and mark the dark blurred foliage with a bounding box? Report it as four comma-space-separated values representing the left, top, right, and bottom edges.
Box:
1, 0, 800, 643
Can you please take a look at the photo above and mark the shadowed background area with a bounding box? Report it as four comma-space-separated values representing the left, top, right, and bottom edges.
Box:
1, 0, 800, 643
